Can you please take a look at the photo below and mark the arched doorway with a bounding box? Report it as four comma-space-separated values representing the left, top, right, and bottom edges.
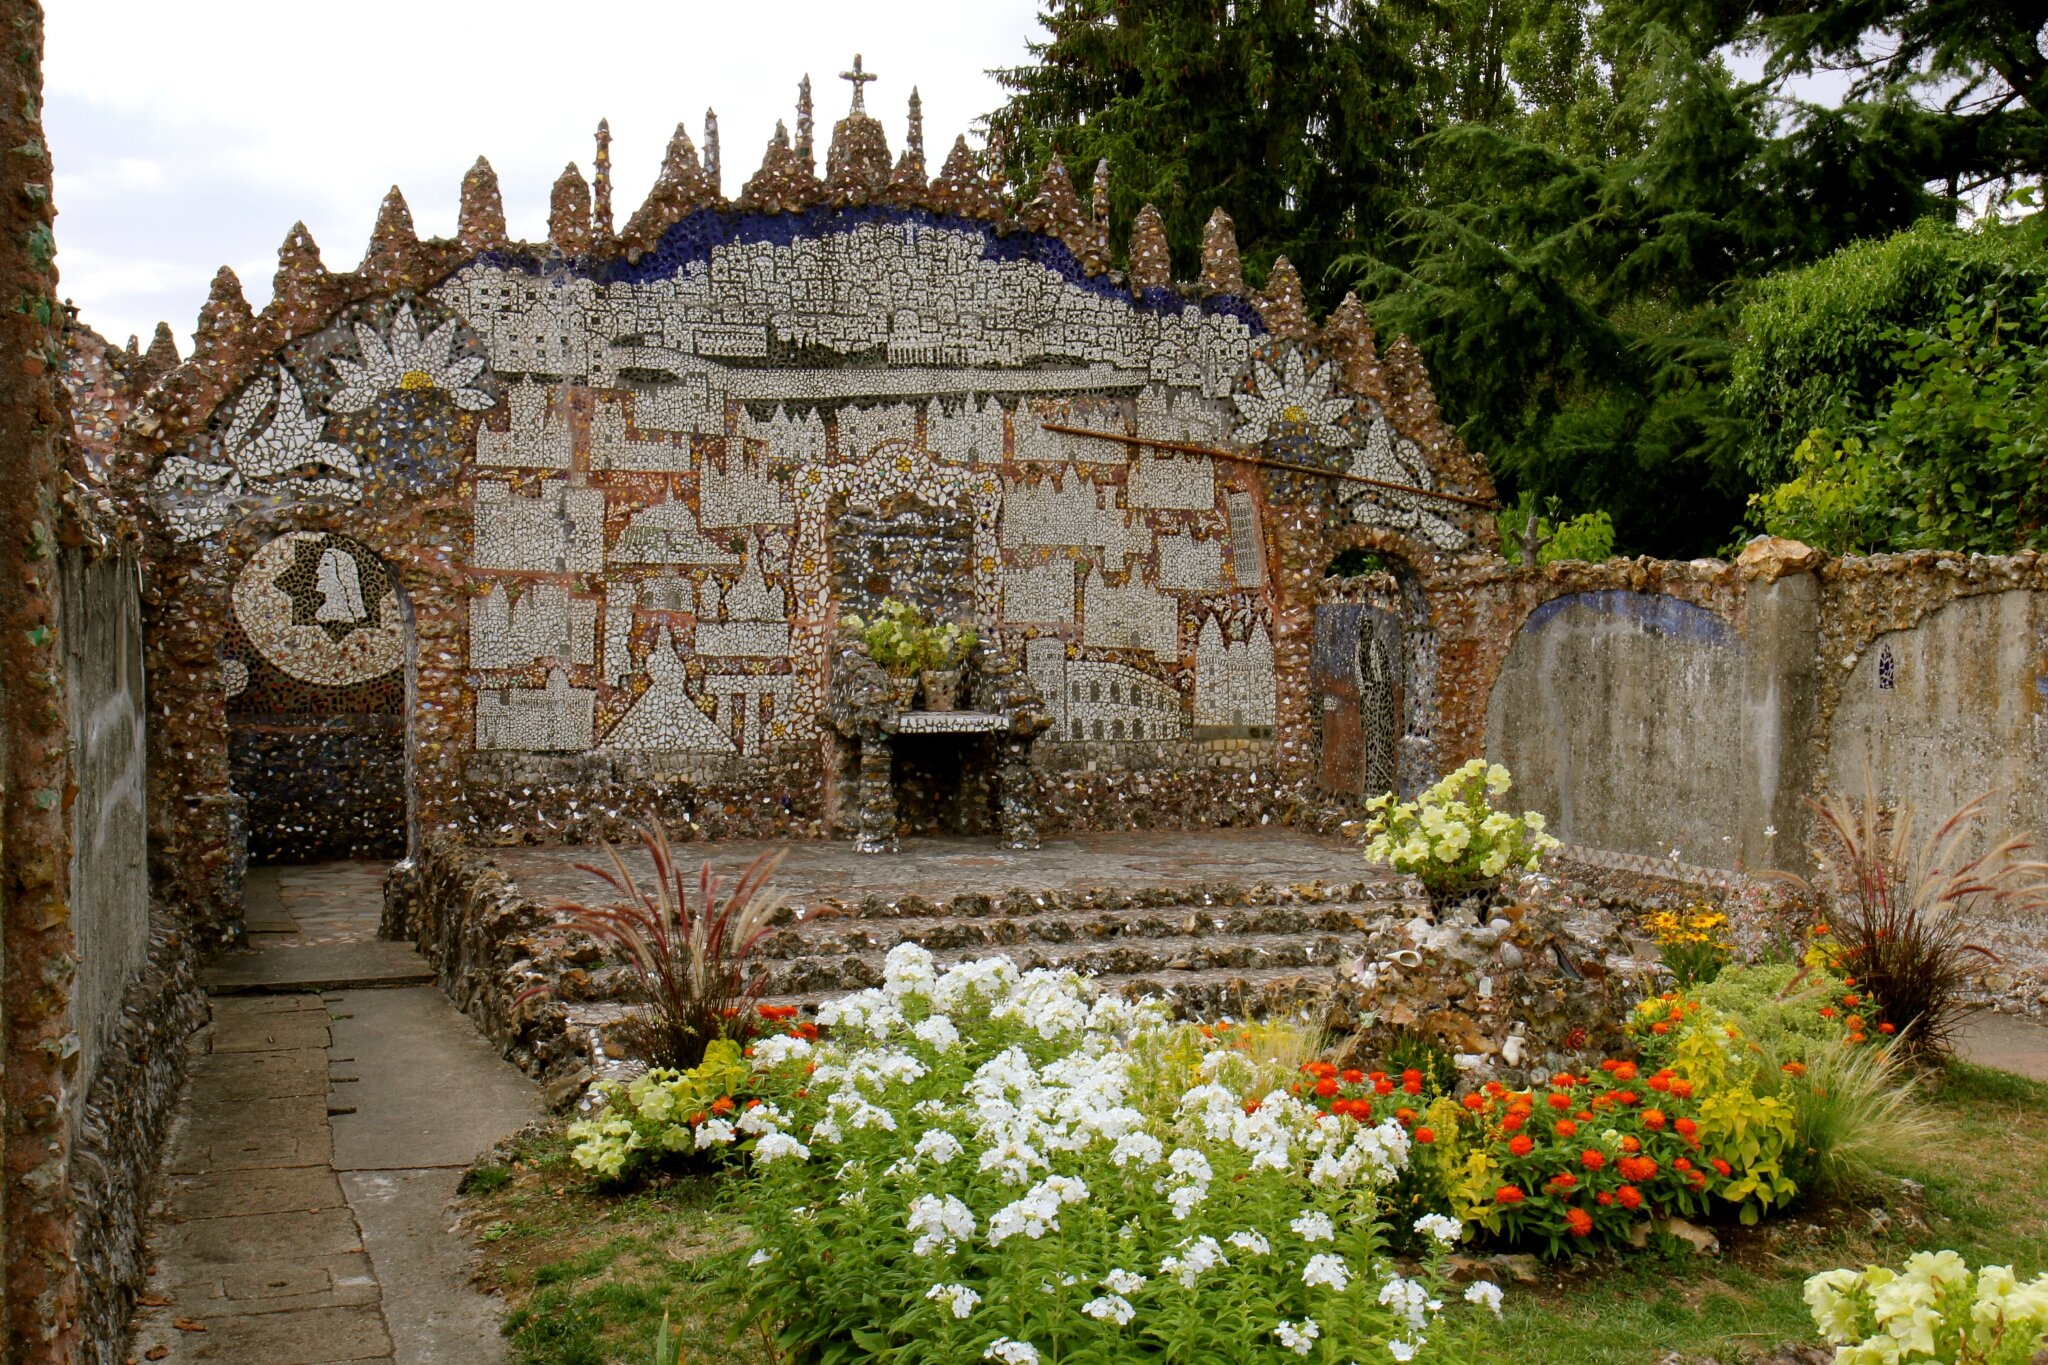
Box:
1312, 553, 1436, 802
224, 530, 412, 862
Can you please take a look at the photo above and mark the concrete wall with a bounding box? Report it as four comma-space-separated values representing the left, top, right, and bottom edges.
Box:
1484, 590, 1747, 863
1826, 588, 2048, 844
58, 547, 149, 1118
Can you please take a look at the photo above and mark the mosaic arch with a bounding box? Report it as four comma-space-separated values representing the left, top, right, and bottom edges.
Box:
140, 64, 1498, 844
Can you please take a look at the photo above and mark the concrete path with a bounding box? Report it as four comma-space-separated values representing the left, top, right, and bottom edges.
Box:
130, 863, 538, 1364
1958, 1012, 2048, 1084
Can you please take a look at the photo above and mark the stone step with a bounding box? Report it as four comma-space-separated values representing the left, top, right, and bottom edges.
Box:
754, 899, 1399, 962
771, 877, 1408, 926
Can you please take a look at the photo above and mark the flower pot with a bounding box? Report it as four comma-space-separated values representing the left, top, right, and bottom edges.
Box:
919, 668, 961, 711
1423, 881, 1500, 925
889, 675, 919, 711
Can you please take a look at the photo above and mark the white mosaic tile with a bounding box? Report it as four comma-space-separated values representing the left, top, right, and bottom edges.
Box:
475, 668, 595, 751
473, 479, 604, 572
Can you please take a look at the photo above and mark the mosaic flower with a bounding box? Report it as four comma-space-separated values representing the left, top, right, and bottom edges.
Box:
1231, 347, 1353, 447
1341, 415, 1468, 550
328, 304, 492, 413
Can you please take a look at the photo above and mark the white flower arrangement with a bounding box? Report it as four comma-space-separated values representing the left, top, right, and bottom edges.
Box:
1362, 758, 1561, 893
1805, 1251, 2048, 1362
691, 943, 1489, 1361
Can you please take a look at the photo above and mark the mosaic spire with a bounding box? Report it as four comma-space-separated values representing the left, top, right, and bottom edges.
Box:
622, 122, 713, 253
360, 186, 420, 290
549, 163, 594, 255
743, 119, 824, 213
1127, 204, 1172, 291
1255, 256, 1311, 339
192, 265, 254, 364
925, 134, 1001, 220
1020, 155, 1088, 255
593, 118, 614, 243
271, 220, 331, 321
457, 156, 510, 254
144, 320, 180, 370
704, 108, 721, 196
1078, 158, 1112, 275
1321, 291, 1383, 396
1200, 207, 1244, 295
907, 86, 924, 161
796, 76, 815, 173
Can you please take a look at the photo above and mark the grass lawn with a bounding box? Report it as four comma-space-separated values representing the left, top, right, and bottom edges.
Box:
459, 1062, 2048, 1365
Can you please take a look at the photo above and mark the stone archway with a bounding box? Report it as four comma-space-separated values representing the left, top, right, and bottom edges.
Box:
224, 529, 412, 862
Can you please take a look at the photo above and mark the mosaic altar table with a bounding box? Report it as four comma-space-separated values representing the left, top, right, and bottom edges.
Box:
851, 710, 1040, 855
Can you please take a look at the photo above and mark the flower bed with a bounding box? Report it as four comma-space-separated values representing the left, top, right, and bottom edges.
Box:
577, 945, 1500, 1362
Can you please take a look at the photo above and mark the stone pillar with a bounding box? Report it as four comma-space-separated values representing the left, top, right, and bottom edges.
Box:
996, 736, 1040, 850
1736, 539, 1825, 875
854, 733, 897, 854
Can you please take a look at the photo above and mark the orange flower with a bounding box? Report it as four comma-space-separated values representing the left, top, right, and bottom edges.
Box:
1782, 1061, 1807, 1077
1395, 1107, 1418, 1126
1415, 1127, 1436, 1144
1670, 1079, 1694, 1099
1547, 1093, 1572, 1110
1509, 1134, 1535, 1157
1495, 1186, 1526, 1205
1581, 1150, 1607, 1171
1619, 1136, 1642, 1154
1596, 1191, 1615, 1206
1651, 1022, 1671, 1035
1565, 1207, 1594, 1237
1846, 1014, 1866, 1031
1502, 1112, 1527, 1134
1613, 1061, 1638, 1082
1551, 1073, 1578, 1089
711, 1095, 735, 1116
1647, 1073, 1672, 1093
1342, 1069, 1364, 1085
1618, 1184, 1643, 1210
1673, 1157, 1693, 1173
1314, 1078, 1338, 1098
1463, 1093, 1486, 1111
1374, 1078, 1395, 1096
1843, 994, 1861, 1008
1618, 1155, 1658, 1182
1547, 1172, 1579, 1192
1642, 1109, 1667, 1131
1244, 1097, 1262, 1115
1674, 1118, 1697, 1138
1819, 1006, 1838, 1019
1878, 1022, 1897, 1035
1709, 1158, 1731, 1177
1554, 1120, 1578, 1138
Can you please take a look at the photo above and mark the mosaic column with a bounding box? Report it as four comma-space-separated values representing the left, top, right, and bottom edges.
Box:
995, 735, 1040, 850
855, 733, 898, 854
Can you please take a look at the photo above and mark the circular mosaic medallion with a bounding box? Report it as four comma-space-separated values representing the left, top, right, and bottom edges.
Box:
231, 531, 404, 687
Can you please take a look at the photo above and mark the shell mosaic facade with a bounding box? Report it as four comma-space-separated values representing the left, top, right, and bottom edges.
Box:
134, 70, 1499, 861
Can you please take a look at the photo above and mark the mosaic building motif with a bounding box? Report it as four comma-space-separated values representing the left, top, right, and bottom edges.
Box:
139, 65, 1498, 843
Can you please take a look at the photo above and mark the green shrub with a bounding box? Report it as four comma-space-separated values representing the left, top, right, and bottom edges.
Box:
1772, 1034, 1933, 1200
1496, 491, 1616, 565
1690, 962, 1854, 1061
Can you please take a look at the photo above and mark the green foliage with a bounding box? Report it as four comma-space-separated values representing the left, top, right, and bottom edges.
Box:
1730, 219, 2048, 488
1687, 963, 1854, 1062
842, 598, 979, 676
1773, 1036, 1933, 1200
566, 1038, 756, 1183
1496, 491, 1615, 564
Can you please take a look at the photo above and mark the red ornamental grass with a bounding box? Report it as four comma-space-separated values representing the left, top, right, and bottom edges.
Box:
1773, 777, 2048, 1060
541, 822, 787, 1070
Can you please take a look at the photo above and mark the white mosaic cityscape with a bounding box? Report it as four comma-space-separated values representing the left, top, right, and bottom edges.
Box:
171, 218, 1472, 755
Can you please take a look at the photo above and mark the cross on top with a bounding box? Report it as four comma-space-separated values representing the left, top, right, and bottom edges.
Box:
840, 53, 878, 114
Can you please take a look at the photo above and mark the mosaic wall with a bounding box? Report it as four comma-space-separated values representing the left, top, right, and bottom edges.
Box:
137, 76, 1498, 850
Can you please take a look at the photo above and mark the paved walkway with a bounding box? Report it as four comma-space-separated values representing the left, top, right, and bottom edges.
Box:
129, 864, 538, 1364
1958, 1012, 2048, 1084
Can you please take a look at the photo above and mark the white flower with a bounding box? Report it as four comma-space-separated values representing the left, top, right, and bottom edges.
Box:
1379, 1275, 1433, 1330
753, 1132, 810, 1164
1390, 1338, 1422, 1361
1233, 347, 1353, 446
1291, 1210, 1336, 1243
1303, 1253, 1352, 1293
1227, 1229, 1272, 1256
1110, 1131, 1165, 1168
1413, 1213, 1463, 1246
751, 1034, 813, 1067
913, 1129, 964, 1166
1102, 1268, 1147, 1296
1464, 1280, 1504, 1316
1081, 1294, 1135, 1325
907, 1194, 976, 1256
912, 1015, 962, 1052
1159, 1236, 1229, 1288
1166, 1184, 1206, 1221
925, 1282, 981, 1320
747, 1248, 774, 1267
984, 1338, 1039, 1365
1273, 1318, 1321, 1355
327, 303, 492, 412
884, 942, 939, 997
694, 1118, 736, 1149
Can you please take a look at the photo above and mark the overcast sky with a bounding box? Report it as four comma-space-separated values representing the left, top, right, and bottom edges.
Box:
45, 1, 1048, 351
